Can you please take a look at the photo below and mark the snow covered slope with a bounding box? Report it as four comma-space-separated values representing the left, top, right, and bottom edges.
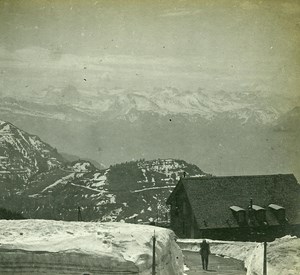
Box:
0, 120, 207, 222
0, 220, 184, 275
0, 120, 64, 183
20, 159, 206, 222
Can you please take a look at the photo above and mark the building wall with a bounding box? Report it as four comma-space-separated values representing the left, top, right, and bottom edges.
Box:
169, 185, 198, 238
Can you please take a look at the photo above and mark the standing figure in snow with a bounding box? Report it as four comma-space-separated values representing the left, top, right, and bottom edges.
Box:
200, 239, 210, 270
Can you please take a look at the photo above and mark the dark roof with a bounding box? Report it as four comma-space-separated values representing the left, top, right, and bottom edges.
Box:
167, 174, 300, 229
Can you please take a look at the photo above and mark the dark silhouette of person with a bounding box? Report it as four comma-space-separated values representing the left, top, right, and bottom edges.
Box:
200, 239, 210, 270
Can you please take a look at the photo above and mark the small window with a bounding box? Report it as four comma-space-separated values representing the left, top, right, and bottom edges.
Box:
237, 211, 246, 224
269, 204, 286, 224
230, 206, 246, 225
252, 205, 267, 225
276, 209, 286, 222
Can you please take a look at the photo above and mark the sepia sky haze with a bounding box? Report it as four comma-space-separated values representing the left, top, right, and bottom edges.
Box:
0, 0, 299, 99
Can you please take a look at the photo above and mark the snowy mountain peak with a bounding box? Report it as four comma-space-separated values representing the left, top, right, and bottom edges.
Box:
1, 86, 289, 125
0, 120, 65, 182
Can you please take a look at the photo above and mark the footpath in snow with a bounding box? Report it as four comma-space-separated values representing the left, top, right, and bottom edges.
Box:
0, 220, 183, 275
183, 250, 246, 275
178, 235, 300, 275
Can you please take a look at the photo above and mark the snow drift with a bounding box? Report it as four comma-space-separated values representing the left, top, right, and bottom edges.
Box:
178, 236, 300, 275
0, 220, 183, 274
245, 235, 300, 275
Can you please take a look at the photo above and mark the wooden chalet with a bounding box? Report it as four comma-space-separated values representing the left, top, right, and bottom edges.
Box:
166, 174, 300, 241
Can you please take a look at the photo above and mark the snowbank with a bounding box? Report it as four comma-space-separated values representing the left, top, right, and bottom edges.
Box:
246, 236, 300, 275
178, 236, 300, 275
0, 220, 183, 274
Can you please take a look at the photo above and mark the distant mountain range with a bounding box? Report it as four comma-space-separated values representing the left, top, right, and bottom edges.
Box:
0, 120, 207, 222
1, 86, 297, 124
0, 86, 299, 179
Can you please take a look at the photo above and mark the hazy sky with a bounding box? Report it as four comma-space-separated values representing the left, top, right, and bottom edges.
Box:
0, 0, 300, 98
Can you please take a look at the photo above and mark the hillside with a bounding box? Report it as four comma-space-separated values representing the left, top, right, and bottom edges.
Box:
0, 120, 64, 186
0, 207, 24, 220
18, 159, 207, 222
0, 120, 207, 222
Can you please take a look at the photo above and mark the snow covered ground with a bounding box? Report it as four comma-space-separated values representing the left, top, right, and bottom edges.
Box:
178, 235, 300, 275
0, 220, 183, 274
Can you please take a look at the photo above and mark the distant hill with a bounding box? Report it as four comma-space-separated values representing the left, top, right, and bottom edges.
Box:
61, 152, 106, 170
17, 158, 207, 222
0, 120, 208, 222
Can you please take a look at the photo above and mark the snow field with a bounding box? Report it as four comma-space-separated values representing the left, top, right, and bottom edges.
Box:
0, 220, 184, 275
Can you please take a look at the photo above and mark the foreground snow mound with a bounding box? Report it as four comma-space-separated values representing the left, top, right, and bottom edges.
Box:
246, 235, 300, 275
0, 220, 183, 275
